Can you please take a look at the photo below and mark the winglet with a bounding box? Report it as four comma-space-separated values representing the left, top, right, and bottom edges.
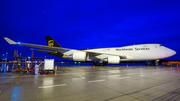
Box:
4, 37, 17, 45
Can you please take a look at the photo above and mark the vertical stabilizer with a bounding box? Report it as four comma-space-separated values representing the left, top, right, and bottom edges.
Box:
45, 36, 62, 48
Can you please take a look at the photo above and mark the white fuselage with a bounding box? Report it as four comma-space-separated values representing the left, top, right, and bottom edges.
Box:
83, 44, 176, 61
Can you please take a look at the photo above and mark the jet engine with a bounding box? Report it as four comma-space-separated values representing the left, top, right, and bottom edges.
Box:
108, 56, 120, 64
73, 51, 87, 61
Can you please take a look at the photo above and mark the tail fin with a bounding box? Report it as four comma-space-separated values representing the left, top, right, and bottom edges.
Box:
45, 36, 62, 48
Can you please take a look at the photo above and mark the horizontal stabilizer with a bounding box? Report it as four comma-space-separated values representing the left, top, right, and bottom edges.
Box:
4, 37, 17, 44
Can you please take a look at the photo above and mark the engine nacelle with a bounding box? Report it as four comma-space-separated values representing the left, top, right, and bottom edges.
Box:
73, 51, 87, 61
108, 56, 120, 64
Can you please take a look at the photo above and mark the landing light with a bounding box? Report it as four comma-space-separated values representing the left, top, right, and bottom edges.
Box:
17, 42, 21, 44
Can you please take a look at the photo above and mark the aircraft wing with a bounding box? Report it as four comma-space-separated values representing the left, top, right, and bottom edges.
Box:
4, 37, 74, 51
30, 48, 58, 53
4, 37, 127, 60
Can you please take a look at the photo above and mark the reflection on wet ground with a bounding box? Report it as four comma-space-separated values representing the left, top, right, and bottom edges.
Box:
0, 64, 180, 101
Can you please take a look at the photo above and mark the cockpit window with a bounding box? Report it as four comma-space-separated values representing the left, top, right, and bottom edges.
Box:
160, 45, 162, 46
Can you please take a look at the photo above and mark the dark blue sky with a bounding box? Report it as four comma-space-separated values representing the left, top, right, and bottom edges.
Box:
0, 0, 180, 60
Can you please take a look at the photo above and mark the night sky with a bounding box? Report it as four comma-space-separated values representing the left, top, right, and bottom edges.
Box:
0, 0, 180, 61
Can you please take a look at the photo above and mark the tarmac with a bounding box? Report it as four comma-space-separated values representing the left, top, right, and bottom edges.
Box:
0, 65, 180, 101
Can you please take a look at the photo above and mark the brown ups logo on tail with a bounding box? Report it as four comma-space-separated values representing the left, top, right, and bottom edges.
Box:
48, 40, 54, 47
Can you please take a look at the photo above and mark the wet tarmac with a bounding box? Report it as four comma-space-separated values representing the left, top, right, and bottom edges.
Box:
0, 65, 180, 101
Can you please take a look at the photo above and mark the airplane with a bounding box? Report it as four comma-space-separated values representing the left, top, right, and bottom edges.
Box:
4, 36, 176, 66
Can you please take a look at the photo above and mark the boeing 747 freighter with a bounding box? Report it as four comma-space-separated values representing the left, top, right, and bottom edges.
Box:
4, 36, 176, 66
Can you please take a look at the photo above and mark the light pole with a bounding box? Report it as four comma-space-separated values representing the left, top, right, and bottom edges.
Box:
2, 54, 4, 67
28, 57, 31, 61
1, 54, 3, 67
6, 52, 8, 62
2, 54, 4, 60
5, 52, 8, 67
28, 57, 31, 70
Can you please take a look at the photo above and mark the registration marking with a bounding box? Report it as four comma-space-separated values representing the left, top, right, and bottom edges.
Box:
118, 76, 130, 79
38, 84, 67, 88
88, 79, 105, 83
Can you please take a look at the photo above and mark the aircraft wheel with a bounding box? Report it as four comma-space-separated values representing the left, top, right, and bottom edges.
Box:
93, 62, 100, 66
93, 62, 106, 66
103, 63, 107, 66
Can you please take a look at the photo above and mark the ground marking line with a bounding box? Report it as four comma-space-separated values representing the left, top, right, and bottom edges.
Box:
38, 84, 67, 88
72, 78, 83, 81
163, 71, 168, 73
108, 75, 120, 76
153, 72, 159, 74
88, 79, 105, 83
81, 77, 85, 79
72, 77, 83, 79
139, 74, 147, 77
118, 76, 130, 79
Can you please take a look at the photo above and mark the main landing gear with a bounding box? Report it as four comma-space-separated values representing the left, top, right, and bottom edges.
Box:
93, 61, 107, 66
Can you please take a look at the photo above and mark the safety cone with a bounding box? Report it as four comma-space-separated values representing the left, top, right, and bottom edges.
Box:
54, 65, 57, 74
6, 65, 9, 72
55, 65, 57, 70
93, 65, 95, 68
127, 65, 128, 68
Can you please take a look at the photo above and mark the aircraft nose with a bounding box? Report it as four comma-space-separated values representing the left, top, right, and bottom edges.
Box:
166, 49, 176, 57
171, 49, 176, 56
